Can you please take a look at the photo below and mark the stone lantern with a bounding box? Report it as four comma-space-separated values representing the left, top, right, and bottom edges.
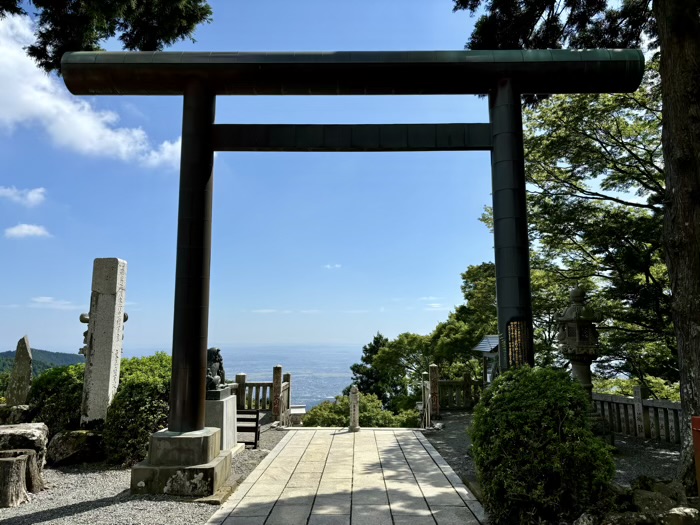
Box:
556, 287, 603, 401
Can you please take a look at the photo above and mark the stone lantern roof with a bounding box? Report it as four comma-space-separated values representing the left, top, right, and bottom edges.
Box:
557, 287, 603, 324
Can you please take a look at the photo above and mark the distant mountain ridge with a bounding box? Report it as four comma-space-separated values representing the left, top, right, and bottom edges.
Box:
0, 348, 84, 376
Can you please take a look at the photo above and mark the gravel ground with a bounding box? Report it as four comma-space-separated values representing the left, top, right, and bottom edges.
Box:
1, 421, 287, 525
421, 411, 682, 490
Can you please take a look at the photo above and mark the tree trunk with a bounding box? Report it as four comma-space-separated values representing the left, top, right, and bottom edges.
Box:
0, 455, 28, 508
0, 449, 44, 493
653, 0, 700, 493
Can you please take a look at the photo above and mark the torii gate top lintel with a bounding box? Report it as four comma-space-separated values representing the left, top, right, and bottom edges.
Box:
62, 49, 644, 96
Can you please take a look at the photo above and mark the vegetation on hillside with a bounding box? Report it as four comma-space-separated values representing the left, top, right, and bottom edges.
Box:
303, 393, 419, 429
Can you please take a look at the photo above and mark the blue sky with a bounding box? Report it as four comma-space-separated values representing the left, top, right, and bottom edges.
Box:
0, 0, 496, 354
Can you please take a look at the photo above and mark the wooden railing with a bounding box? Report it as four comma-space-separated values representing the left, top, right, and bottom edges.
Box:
592, 387, 681, 444
439, 379, 474, 410
234, 365, 292, 426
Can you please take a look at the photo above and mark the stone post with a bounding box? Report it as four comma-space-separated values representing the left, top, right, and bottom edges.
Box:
235, 373, 247, 410
421, 371, 430, 427
283, 372, 291, 425
429, 363, 440, 420
80, 258, 127, 427
349, 385, 360, 432
272, 365, 282, 420
6, 336, 32, 406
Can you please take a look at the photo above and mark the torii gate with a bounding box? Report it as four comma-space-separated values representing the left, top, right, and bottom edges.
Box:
62, 49, 643, 495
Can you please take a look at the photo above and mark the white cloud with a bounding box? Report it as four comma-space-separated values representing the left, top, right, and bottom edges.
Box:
323, 264, 342, 269
0, 186, 46, 207
301, 309, 321, 314
0, 15, 180, 170
343, 309, 369, 314
5, 223, 51, 238
419, 296, 441, 301
29, 296, 81, 310
252, 309, 277, 314
424, 303, 450, 311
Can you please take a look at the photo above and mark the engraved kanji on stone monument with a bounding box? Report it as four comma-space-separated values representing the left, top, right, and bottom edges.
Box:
6, 336, 32, 406
80, 258, 127, 426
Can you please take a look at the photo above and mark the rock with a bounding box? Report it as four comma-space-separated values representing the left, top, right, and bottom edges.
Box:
612, 482, 636, 511
633, 476, 657, 491
574, 512, 598, 525
0, 449, 43, 493
654, 481, 688, 506
6, 336, 32, 406
47, 430, 105, 466
600, 511, 656, 525
657, 507, 700, 525
0, 405, 31, 425
0, 423, 49, 469
633, 489, 675, 513
0, 454, 28, 508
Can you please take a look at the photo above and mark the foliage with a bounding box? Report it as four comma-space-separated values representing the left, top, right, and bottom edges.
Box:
593, 375, 680, 402
0, 370, 9, 398
0, 1, 213, 73
103, 352, 172, 465
471, 367, 615, 524
344, 333, 403, 409
303, 393, 420, 428
119, 351, 172, 383
27, 364, 85, 437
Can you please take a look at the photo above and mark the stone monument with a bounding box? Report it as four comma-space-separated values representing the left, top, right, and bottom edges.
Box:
204, 348, 236, 452
79, 258, 127, 427
349, 385, 360, 432
6, 336, 32, 406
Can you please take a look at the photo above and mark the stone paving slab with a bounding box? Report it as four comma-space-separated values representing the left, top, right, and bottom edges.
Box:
207, 429, 487, 525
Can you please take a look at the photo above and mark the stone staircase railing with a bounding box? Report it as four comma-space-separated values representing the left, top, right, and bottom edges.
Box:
233, 365, 292, 425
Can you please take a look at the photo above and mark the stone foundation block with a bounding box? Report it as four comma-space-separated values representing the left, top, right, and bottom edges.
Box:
148, 427, 220, 467
130, 449, 231, 497
205, 395, 236, 452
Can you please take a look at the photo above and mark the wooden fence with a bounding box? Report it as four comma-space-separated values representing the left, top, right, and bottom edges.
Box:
420, 363, 479, 428
233, 365, 292, 426
592, 387, 681, 444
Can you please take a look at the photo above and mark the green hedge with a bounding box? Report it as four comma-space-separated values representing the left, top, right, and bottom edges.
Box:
470, 367, 614, 524
303, 392, 420, 428
26, 352, 173, 466
27, 363, 85, 437
103, 352, 172, 465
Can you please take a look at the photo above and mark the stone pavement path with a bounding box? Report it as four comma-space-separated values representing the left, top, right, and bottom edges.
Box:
206, 428, 486, 525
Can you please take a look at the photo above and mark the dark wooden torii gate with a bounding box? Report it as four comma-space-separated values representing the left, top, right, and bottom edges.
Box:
62, 49, 644, 435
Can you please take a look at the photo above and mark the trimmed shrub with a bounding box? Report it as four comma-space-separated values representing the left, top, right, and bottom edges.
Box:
27, 364, 85, 437
303, 393, 420, 428
103, 352, 171, 465
470, 367, 615, 524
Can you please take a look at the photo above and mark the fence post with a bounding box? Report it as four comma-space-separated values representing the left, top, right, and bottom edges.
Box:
283, 372, 291, 425
235, 373, 246, 410
422, 371, 430, 428
633, 386, 649, 438
272, 365, 282, 420
430, 363, 440, 420
349, 385, 360, 432
464, 372, 473, 408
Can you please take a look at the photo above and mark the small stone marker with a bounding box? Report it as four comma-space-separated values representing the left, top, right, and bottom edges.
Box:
80, 258, 127, 426
349, 385, 360, 432
6, 336, 32, 406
